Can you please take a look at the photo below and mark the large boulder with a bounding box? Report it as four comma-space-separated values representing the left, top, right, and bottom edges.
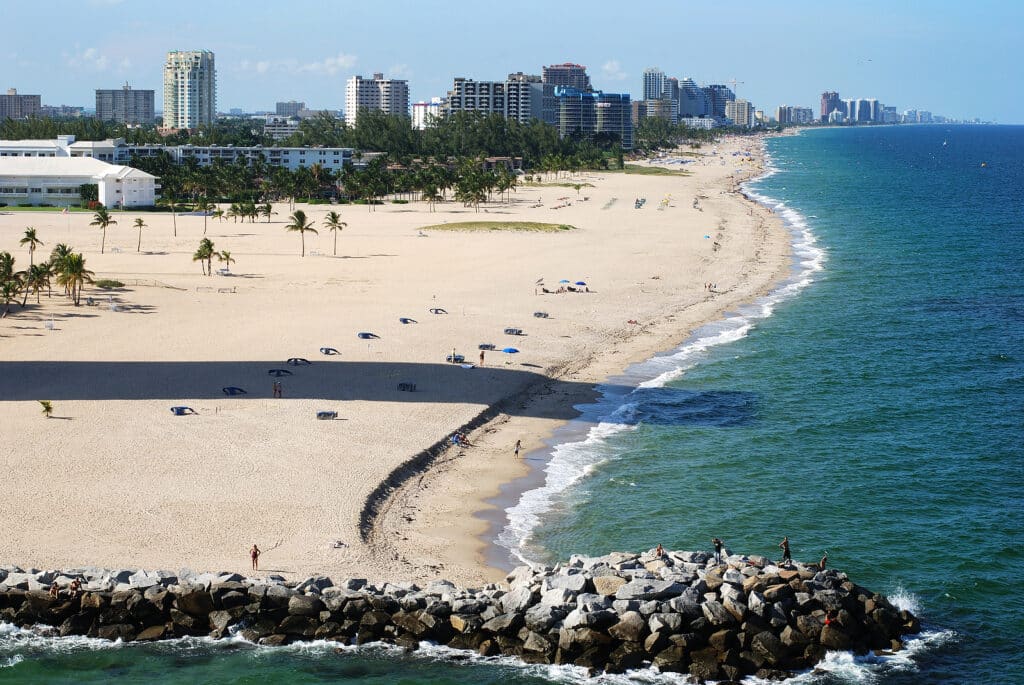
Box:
592, 575, 627, 597
175, 590, 215, 617
287, 595, 325, 617
702, 600, 737, 627
608, 611, 646, 642
751, 630, 787, 666
614, 579, 684, 601
498, 586, 535, 614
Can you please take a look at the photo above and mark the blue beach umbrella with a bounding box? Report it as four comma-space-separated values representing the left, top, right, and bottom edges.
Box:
575, 281, 587, 286
501, 347, 519, 354
559, 279, 571, 284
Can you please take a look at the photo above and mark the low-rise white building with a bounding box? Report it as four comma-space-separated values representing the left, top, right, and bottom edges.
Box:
0, 157, 158, 208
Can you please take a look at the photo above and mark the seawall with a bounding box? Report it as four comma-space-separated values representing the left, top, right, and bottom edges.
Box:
0, 549, 919, 680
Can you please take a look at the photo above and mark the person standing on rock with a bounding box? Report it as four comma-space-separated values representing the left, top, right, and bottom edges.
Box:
712, 537, 724, 564
250, 544, 261, 572
779, 536, 792, 564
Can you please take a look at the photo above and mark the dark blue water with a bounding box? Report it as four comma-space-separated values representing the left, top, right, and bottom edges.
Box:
3, 125, 1022, 682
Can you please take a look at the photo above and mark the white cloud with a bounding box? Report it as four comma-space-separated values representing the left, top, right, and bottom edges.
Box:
298, 52, 358, 75
601, 59, 628, 81
388, 63, 412, 79
65, 47, 111, 71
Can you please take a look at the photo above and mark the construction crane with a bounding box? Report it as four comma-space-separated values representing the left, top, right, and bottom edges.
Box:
728, 79, 745, 97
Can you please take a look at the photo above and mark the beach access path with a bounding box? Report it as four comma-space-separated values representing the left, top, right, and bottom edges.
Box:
0, 136, 789, 586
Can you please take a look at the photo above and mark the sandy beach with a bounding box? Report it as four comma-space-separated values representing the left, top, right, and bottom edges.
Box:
0, 136, 788, 587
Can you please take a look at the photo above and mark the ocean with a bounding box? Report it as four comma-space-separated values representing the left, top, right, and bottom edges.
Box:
2, 125, 1022, 683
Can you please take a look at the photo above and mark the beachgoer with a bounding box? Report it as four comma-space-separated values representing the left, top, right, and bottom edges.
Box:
277, 382, 283, 398
779, 536, 792, 564
49, 581, 60, 599
819, 552, 828, 571
68, 578, 82, 599
479, 350, 485, 367
514, 439, 521, 458
712, 537, 724, 564
655, 543, 665, 557
824, 609, 838, 626
250, 544, 261, 571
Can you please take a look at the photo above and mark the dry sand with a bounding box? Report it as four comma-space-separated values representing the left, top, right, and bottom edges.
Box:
0, 136, 788, 586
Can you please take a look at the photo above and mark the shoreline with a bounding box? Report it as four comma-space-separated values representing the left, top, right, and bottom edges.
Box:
1, 134, 789, 585
382, 134, 795, 585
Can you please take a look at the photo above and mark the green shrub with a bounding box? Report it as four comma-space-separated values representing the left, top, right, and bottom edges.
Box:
392, 199, 408, 204
94, 279, 125, 289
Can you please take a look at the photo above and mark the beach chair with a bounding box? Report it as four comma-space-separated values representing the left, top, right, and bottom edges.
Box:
222, 387, 247, 396
478, 343, 496, 351
286, 358, 311, 366
397, 382, 416, 392
357, 332, 379, 340
170, 406, 195, 416
445, 354, 465, 364
399, 317, 417, 324
533, 312, 549, 318
320, 347, 339, 355
504, 327, 524, 336
316, 411, 338, 420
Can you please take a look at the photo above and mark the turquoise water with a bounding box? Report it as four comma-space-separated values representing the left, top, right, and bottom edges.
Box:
2, 126, 1022, 682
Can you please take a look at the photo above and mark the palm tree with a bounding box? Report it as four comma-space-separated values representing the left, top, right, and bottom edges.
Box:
195, 197, 214, 235
212, 208, 225, 222
193, 238, 215, 275
20, 227, 43, 269
90, 207, 117, 254
323, 211, 347, 257
134, 217, 146, 252
285, 210, 317, 257
49, 244, 73, 297
1, 279, 19, 318
21, 263, 50, 305
218, 250, 235, 273
259, 202, 275, 223
39, 400, 53, 419
157, 195, 181, 237
55, 253, 94, 306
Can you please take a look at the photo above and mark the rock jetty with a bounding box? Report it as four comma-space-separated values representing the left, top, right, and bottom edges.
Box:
0, 549, 919, 680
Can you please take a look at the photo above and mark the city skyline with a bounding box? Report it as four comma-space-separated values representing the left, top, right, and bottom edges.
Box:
3, 0, 1019, 123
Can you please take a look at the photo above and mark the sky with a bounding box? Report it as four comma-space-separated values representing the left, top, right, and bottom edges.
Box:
3, 0, 1020, 123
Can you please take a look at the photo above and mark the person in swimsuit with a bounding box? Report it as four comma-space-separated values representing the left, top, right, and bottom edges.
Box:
514, 439, 521, 458
779, 536, 791, 564
250, 544, 261, 571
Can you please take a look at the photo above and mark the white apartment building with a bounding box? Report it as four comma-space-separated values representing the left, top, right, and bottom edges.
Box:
262, 115, 302, 141
412, 97, 443, 130
679, 117, 719, 130
0, 137, 355, 172
344, 73, 409, 126
725, 99, 754, 128
0, 157, 157, 208
163, 50, 216, 129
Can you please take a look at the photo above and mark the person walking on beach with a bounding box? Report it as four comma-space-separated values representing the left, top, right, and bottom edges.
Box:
250, 544, 261, 571
779, 536, 792, 564
514, 439, 521, 459
712, 537, 724, 564
479, 350, 485, 367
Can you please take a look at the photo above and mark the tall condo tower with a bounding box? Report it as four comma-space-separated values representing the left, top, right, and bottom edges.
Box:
642, 68, 666, 101
162, 50, 216, 129
344, 73, 410, 127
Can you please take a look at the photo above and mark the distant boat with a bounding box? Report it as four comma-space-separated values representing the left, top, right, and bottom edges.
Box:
981, 162, 988, 167
942, 140, 948, 146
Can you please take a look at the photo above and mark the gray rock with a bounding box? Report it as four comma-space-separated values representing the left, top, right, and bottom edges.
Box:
540, 588, 575, 608
524, 604, 563, 633
702, 600, 737, 627
608, 611, 646, 642
498, 586, 534, 614
614, 579, 684, 601
544, 573, 589, 594
288, 594, 325, 617
648, 612, 684, 633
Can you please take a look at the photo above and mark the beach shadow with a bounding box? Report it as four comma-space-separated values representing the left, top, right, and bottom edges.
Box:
0, 360, 759, 427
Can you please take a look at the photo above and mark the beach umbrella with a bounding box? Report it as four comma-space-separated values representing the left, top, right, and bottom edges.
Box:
575, 281, 587, 286
501, 347, 519, 354
558, 279, 571, 284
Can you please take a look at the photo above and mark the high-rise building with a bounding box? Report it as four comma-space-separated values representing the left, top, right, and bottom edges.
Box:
725, 99, 754, 128
678, 78, 709, 118
0, 88, 41, 121
552, 86, 632, 149
820, 91, 840, 122
276, 101, 305, 117
662, 77, 680, 123
162, 50, 216, 129
344, 73, 410, 126
703, 85, 735, 119
96, 84, 155, 125
542, 63, 591, 92
642, 68, 665, 101
443, 74, 553, 126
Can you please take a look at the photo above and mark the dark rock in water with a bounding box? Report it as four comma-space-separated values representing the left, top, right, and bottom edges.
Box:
135, 624, 169, 641
287, 594, 325, 617
58, 612, 94, 637
176, 590, 215, 617
751, 630, 787, 666
97, 623, 136, 642
259, 634, 291, 646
